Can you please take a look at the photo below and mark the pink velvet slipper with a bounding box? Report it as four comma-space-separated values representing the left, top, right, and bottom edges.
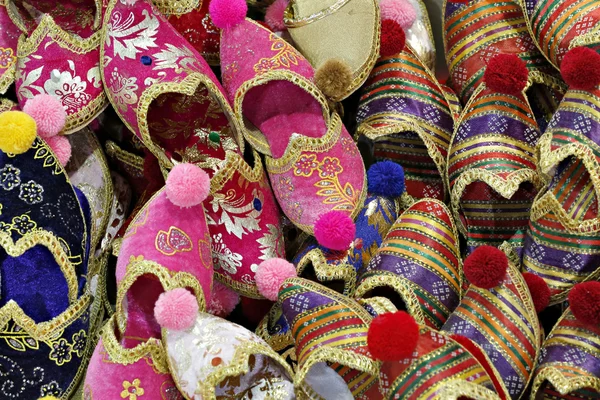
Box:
102, 0, 286, 298
216, 5, 367, 234
8, 0, 108, 133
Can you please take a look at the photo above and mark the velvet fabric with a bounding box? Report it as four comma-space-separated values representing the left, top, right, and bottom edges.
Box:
0, 4, 19, 94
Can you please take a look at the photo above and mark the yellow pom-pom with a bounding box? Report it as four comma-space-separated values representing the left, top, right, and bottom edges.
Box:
38, 396, 60, 400
0, 111, 37, 154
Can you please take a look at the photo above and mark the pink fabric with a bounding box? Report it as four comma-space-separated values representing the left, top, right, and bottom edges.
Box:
104, 0, 286, 298
117, 189, 214, 304
0, 6, 19, 94
84, 331, 183, 400
220, 20, 315, 101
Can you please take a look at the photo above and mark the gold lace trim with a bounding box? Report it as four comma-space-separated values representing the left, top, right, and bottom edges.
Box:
152, 0, 200, 16
192, 339, 295, 399
437, 380, 503, 400
295, 248, 357, 296
571, 27, 600, 49
214, 272, 261, 299
101, 315, 170, 374
134, 73, 245, 170
0, 62, 15, 94
356, 296, 398, 315
114, 257, 206, 335
532, 365, 600, 397
208, 148, 265, 195
354, 272, 426, 326
0, 97, 15, 112
284, 0, 352, 27
233, 68, 331, 158
0, 294, 90, 339
105, 140, 145, 172
0, 230, 80, 303
255, 303, 295, 352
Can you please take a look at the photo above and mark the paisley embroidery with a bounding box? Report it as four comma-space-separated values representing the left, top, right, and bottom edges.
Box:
123, 207, 149, 239
106, 67, 139, 113
43, 65, 92, 114
253, 34, 299, 74
152, 44, 201, 73
198, 232, 212, 270
106, 9, 160, 60
155, 226, 193, 256
207, 188, 264, 240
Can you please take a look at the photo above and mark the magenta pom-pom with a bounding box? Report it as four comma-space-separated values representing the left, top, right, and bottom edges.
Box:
208, 281, 240, 317
209, 0, 247, 29
314, 211, 356, 251
255, 258, 297, 301
380, 0, 417, 29
166, 163, 210, 208
46, 135, 72, 167
265, 0, 288, 31
22, 94, 66, 138
154, 288, 199, 331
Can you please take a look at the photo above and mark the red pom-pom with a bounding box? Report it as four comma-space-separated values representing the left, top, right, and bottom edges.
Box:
154, 288, 199, 331
569, 281, 600, 325
165, 163, 210, 208
451, 335, 507, 400
463, 246, 508, 289
483, 54, 528, 96
561, 47, 600, 90
522, 272, 550, 313
314, 211, 356, 251
209, 0, 247, 29
380, 19, 406, 58
367, 311, 419, 361
208, 281, 240, 317
255, 258, 297, 301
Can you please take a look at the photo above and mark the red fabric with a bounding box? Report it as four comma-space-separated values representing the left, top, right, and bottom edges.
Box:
463, 246, 508, 289
561, 47, 600, 90
522, 272, 550, 313
483, 54, 528, 96
569, 282, 600, 325
368, 311, 419, 361
380, 20, 406, 58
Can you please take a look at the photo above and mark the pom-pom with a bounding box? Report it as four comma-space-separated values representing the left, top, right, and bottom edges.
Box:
561, 47, 600, 90
265, 0, 288, 32
522, 272, 550, 313
314, 211, 356, 251
209, 0, 247, 29
483, 54, 528, 96
368, 311, 419, 361
208, 281, 240, 317
0, 111, 37, 154
165, 163, 210, 208
314, 59, 353, 100
380, 0, 417, 29
255, 258, 297, 301
22, 94, 66, 138
367, 161, 405, 197
380, 19, 406, 58
38, 397, 60, 400
568, 281, 600, 325
463, 246, 508, 289
154, 288, 199, 331
46, 135, 72, 167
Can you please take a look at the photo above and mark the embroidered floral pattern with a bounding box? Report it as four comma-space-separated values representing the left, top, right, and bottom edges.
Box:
211, 233, 243, 274
19, 180, 44, 204
318, 157, 343, 179
276, 176, 294, 200
207, 188, 263, 239
0, 221, 11, 234
71, 330, 86, 358
340, 136, 358, 155
49, 338, 73, 366
11, 215, 36, 235
107, 9, 160, 60
107, 68, 139, 113
0, 164, 21, 190
0, 47, 15, 69
293, 154, 318, 177
44, 67, 92, 114
253, 34, 299, 74
40, 381, 62, 397
121, 379, 144, 400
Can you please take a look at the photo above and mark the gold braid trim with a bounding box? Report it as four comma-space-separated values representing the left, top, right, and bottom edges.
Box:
0, 230, 80, 303
255, 302, 295, 352
114, 258, 206, 335
104, 141, 145, 172
0, 295, 90, 340
208, 148, 265, 194
295, 248, 357, 297
437, 380, 503, 400
356, 296, 398, 315
0, 62, 15, 94
152, 0, 200, 16
532, 364, 600, 398
0, 97, 16, 112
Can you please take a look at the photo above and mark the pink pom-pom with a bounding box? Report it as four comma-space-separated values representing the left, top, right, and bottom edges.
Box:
314, 211, 356, 251
208, 281, 240, 317
154, 288, 199, 331
22, 94, 66, 138
209, 0, 247, 29
265, 0, 288, 32
166, 163, 210, 208
255, 258, 297, 301
46, 135, 72, 167
380, 0, 418, 30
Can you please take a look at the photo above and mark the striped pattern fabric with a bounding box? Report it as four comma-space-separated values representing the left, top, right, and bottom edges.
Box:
444, 0, 556, 102
279, 278, 379, 399
356, 199, 461, 329
531, 309, 600, 398
441, 264, 541, 399
356, 47, 456, 201
380, 327, 499, 399
523, 89, 600, 304
530, 0, 600, 69
448, 85, 545, 252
